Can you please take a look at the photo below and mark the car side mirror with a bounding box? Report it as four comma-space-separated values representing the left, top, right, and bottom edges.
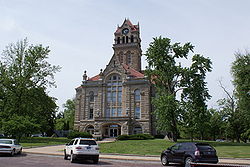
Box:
65, 143, 69, 146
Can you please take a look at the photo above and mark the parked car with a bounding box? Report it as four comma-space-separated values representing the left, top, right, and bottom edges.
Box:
215, 139, 225, 142
64, 138, 99, 163
161, 142, 218, 167
0, 139, 22, 156
31, 134, 43, 137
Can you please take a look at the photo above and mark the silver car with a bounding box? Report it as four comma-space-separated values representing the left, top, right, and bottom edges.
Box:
64, 138, 99, 163
0, 139, 22, 156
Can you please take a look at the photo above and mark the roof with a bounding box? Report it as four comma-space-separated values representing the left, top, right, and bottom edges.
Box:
115, 19, 139, 34
88, 74, 100, 81
122, 64, 144, 78
87, 64, 144, 82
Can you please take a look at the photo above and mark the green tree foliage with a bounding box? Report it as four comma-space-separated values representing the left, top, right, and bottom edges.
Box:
231, 51, 250, 142
181, 55, 212, 140
145, 37, 212, 141
0, 39, 60, 140
55, 98, 75, 130
208, 108, 226, 141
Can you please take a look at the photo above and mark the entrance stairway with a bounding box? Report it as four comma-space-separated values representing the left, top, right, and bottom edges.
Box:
100, 138, 116, 143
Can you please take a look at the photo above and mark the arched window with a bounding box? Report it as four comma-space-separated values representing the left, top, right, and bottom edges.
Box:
133, 126, 142, 134
106, 74, 122, 117
134, 89, 141, 101
131, 35, 134, 43
89, 91, 94, 102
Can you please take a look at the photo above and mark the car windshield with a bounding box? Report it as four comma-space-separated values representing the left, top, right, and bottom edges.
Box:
196, 144, 214, 151
79, 140, 97, 145
0, 140, 13, 144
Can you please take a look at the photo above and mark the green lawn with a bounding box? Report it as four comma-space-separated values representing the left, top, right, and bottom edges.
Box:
99, 139, 250, 158
20, 137, 70, 148
18, 137, 250, 158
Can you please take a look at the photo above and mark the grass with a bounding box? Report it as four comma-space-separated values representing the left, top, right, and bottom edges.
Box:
17, 137, 250, 158
19, 137, 70, 148
99, 139, 250, 158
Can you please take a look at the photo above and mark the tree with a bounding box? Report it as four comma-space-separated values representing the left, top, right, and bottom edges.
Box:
63, 99, 75, 130
231, 51, 250, 142
145, 37, 212, 141
55, 98, 75, 130
208, 108, 226, 141
181, 55, 212, 140
0, 39, 60, 140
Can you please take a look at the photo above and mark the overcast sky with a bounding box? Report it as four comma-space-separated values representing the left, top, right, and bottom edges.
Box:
1, 0, 250, 111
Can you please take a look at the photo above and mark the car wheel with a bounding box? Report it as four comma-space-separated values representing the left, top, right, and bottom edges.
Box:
70, 153, 76, 163
10, 149, 15, 156
17, 148, 22, 155
64, 150, 68, 160
161, 155, 169, 166
184, 157, 193, 167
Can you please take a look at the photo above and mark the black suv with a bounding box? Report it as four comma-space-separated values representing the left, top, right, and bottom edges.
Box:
161, 142, 218, 167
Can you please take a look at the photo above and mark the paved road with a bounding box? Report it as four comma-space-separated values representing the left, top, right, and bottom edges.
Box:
0, 153, 167, 167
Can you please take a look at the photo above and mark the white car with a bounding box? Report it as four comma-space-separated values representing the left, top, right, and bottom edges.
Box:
0, 139, 22, 156
64, 138, 99, 163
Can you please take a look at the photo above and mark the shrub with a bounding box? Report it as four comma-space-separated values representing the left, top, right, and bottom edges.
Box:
117, 134, 154, 140
154, 134, 165, 139
67, 131, 93, 139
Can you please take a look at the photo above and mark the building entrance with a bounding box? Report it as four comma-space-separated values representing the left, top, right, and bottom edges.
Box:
109, 128, 118, 137
103, 124, 121, 138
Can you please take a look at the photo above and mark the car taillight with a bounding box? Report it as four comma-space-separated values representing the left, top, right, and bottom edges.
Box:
195, 150, 200, 156
75, 146, 82, 150
95, 147, 99, 150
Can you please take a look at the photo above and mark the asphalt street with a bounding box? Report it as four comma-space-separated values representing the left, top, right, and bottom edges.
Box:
0, 153, 167, 167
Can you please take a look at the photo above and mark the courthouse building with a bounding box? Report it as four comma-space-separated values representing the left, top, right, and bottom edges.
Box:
74, 19, 155, 138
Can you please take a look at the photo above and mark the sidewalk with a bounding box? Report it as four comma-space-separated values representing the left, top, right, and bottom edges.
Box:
23, 145, 250, 165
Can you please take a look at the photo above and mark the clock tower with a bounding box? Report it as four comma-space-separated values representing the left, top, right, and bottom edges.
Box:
113, 19, 142, 72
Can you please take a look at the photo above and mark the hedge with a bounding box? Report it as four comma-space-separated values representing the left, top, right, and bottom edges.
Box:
117, 134, 154, 140
67, 131, 93, 139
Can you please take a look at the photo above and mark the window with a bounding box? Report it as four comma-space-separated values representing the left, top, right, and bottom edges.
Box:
79, 140, 97, 145
68, 140, 74, 145
126, 36, 129, 43
127, 54, 131, 64
117, 107, 122, 116
89, 91, 94, 102
106, 108, 110, 117
134, 89, 141, 101
89, 108, 93, 119
122, 36, 125, 43
135, 107, 141, 119
131, 35, 134, 43
117, 37, 120, 44
106, 74, 122, 117
133, 126, 142, 134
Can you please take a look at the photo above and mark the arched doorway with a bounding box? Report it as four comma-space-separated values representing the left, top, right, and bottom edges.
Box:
86, 125, 94, 135
102, 124, 121, 138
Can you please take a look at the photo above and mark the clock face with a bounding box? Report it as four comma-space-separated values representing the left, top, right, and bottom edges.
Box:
122, 28, 129, 35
